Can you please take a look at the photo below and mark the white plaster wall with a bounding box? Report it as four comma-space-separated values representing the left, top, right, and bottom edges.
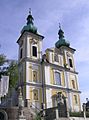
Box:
64, 50, 68, 66
76, 75, 79, 90
23, 37, 26, 58
70, 117, 89, 120
65, 72, 70, 88
32, 63, 39, 70
64, 71, 73, 111
26, 85, 30, 99
68, 92, 73, 111
46, 89, 52, 108
27, 37, 30, 57
49, 52, 53, 63
39, 41, 42, 59
60, 55, 63, 67
32, 101, 40, 110
19, 37, 25, 59
26, 62, 30, 83
73, 105, 80, 112
45, 66, 50, 84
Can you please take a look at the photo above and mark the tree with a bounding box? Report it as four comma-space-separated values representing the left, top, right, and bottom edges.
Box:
0, 54, 18, 88
0, 54, 6, 66
0, 54, 8, 78
7, 61, 18, 88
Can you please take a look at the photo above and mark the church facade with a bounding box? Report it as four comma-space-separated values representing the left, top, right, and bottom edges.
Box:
17, 10, 81, 112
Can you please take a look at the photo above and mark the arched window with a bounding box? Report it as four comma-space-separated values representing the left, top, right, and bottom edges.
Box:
54, 54, 59, 62
69, 58, 73, 68
72, 80, 75, 89
33, 89, 39, 100
32, 46, 37, 57
32, 71, 37, 82
55, 72, 61, 85
74, 95, 78, 104
20, 48, 23, 59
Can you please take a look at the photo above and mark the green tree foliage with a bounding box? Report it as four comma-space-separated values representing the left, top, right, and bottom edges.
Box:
0, 54, 6, 66
8, 61, 18, 88
0, 54, 8, 77
0, 54, 18, 88
34, 113, 41, 120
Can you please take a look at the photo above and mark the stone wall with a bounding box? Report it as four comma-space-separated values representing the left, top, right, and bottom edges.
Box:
56, 118, 89, 120
0, 107, 19, 120
0, 107, 34, 120
70, 117, 89, 120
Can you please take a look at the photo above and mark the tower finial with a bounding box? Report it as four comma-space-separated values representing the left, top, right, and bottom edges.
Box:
29, 8, 31, 15
59, 23, 61, 29
58, 23, 64, 39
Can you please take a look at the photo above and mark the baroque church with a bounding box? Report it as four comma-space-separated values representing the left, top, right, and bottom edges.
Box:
17, 10, 81, 113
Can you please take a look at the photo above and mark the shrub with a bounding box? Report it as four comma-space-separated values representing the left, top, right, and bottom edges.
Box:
69, 112, 83, 117
34, 113, 41, 120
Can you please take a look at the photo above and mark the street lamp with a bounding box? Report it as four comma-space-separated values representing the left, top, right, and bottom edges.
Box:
82, 103, 86, 120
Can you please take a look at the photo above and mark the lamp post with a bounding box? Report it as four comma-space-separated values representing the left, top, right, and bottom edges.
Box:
83, 103, 86, 120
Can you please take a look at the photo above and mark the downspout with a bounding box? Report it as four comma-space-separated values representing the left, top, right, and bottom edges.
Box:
41, 61, 45, 110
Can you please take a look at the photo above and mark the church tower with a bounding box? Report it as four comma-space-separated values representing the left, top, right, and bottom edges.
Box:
44, 25, 81, 112
17, 10, 44, 108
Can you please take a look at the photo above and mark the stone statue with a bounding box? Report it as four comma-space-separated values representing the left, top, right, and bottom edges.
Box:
18, 86, 26, 120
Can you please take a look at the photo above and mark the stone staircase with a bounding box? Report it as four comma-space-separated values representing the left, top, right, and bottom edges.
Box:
56, 118, 70, 120
0, 107, 19, 120
0, 106, 38, 120
23, 107, 36, 120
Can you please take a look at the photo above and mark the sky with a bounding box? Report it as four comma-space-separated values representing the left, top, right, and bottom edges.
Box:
0, 0, 89, 105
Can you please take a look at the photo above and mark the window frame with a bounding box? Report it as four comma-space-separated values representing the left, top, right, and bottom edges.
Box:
54, 53, 59, 62
32, 70, 38, 82
71, 80, 75, 89
31, 44, 38, 58
54, 70, 61, 85
74, 95, 78, 104
20, 48, 23, 59
69, 58, 73, 68
32, 89, 39, 101
66, 52, 74, 69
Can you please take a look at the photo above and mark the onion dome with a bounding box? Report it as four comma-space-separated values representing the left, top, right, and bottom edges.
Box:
55, 24, 70, 48
21, 9, 37, 34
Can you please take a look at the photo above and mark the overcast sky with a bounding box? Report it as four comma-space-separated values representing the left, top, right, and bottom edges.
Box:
0, 0, 89, 105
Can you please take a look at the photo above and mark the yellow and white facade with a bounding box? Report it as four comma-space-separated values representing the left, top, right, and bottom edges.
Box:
17, 11, 81, 112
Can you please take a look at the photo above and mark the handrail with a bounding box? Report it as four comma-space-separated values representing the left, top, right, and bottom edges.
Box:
30, 102, 41, 112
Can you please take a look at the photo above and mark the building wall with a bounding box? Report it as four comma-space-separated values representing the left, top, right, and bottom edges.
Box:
44, 47, 81, 112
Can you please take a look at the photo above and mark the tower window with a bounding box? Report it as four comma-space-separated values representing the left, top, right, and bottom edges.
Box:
69, 58, 73, 68
54, 54, 59, 62
32, 46, 37, 57
33, 71, 37, 82
72, 80, 75, 89
55, 72, 61, 85
20, 48, 23, 59
74, 95, 78, 104
33, 89, 39, 100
